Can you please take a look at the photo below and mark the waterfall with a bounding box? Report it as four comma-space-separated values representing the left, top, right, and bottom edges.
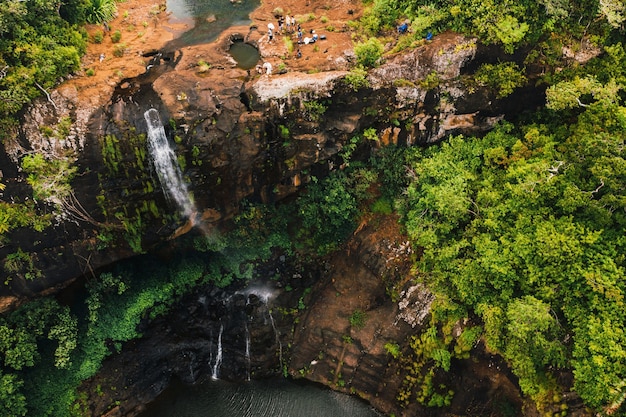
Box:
268, 310, 283, 370
245, 323, 251, 381
144, 108, 195, 218
212, 323, 224, 380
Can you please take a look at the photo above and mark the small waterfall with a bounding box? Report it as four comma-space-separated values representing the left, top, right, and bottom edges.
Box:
268, 310, 283, 370
144, 108, 195, 218
212, 324, 224, 380
245, 323, 251, 381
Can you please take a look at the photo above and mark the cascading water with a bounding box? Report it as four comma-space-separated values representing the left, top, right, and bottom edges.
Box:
268, 310, 283, 369
244, 323, 251, 381
211, 324, 224, 380
144, 108, 196, 219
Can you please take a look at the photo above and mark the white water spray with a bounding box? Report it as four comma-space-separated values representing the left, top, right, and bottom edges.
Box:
212, 324, 224, 380
144, 108, 195, 218
245, 323, 251, 381
268, 310, 283, 369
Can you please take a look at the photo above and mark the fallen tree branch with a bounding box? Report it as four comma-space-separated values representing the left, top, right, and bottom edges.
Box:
35, 81, 57, 110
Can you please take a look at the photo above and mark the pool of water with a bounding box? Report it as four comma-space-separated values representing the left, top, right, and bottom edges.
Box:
229, 41, 260, 69
138, 378, 383, 417
166, 0, 260, 46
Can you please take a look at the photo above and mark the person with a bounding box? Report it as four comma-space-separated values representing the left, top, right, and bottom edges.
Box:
268, 27, 273, 43
425, 31, 433, 41
296, 48, 302, 58
262, 61, 272, 75
297, 29, 303, 43
285, 15, 291, 32
99, 53, 105, 63
278, 16, 284, 33
291, 16, 296, 29
398, 22, 408, 34
312, 32, 319, 42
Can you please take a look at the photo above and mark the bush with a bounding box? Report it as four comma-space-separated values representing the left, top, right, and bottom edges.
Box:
110, 30, 122, 43
86, 0, 117, 24
354, 38, 384, 68
343, 67, 370, 91
85, 68, 95, 76
349, 309, 367, 329
113, 43, 126, 57
91, 30, 104, 44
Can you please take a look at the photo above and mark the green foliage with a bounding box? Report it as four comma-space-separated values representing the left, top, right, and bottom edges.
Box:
85, 0, 117, 24
349, 309, 367, 329
3, 248, 42, 281
546, 76, 620, 110
395, 103, 626, 411
343, 67, 370, 91
0, 200, 52, 238
295, 168, 376, 254
112, 43, 126, 57
278, 124, 290, 139
0, 370, 26, 416
371, 197, 393, 215
354, 38, 384, 68
384, 341, 401, 358
474, 62, 527, 98
302, 100, 327, 122
91, 30, 104, 44
0, 0, 87, 131
419, 71, 442, 90
21, 153, 77, 204
110, 29, 122, 43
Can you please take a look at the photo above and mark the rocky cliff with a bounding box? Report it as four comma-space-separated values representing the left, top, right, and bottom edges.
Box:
0, 29, 541, 306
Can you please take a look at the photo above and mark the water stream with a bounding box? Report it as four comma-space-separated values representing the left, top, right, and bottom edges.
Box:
144, 108, 196, 218
212, 323, 224, 380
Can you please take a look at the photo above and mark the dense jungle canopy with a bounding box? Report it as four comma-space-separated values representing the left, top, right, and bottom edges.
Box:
2, 0, 626, 415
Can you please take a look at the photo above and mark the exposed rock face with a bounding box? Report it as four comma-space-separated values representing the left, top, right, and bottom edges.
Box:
0, 30, 542, 303
288, 216, 526, 417
81, 216, 528, 417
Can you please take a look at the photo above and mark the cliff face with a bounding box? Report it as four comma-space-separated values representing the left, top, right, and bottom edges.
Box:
78, 216, 528, 417
0, 30, 540, 305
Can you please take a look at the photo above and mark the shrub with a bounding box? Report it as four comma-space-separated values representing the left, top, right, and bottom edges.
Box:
384, 342, 401, 358
303, 100, 327, 122
343, 67, 370, 91
91, 30, 104, 44
110, 30, 122, 43
349, 309, 367, 329
86, 68, 95, 76
278, 124, 290, 139
354, 38, 383, 68
113, 43, 126, 57
419, 71, 442, 90
86, 0, 117, 24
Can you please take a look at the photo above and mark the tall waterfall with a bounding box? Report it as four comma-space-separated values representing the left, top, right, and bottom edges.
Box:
144, 108, 195, 218
211, 324, 224, 380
